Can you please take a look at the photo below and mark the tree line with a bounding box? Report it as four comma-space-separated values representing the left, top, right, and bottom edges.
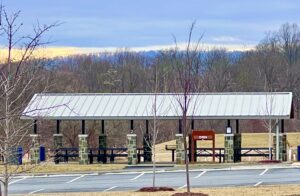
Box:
50, 23, 300, 98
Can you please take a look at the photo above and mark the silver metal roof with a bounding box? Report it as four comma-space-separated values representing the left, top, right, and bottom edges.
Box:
21, 92, 293, 120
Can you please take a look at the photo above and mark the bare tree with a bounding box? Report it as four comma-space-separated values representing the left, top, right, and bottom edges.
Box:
202, 48, 233, 92
0, 7, 57, 196
141, 63, 170, 187
259, 23, 300, 115
172, 22, 203, 193
261, 94, 276, 160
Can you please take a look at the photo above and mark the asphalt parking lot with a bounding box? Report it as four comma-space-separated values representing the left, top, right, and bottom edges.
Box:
9, 167, 300, 194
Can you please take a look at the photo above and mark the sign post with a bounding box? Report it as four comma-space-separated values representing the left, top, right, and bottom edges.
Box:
190, 130, 215, 163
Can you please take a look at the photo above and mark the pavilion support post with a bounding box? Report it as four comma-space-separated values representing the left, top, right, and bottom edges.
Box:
53, 120, 63, 164
224, 134, 234, 163
227, 120, 230, 128
175, 133, 185, 164
99, 120, 107, 148
143, 120, 152, 162
276, 119, 279, 160
234, 120, 241, 162
130, 120, 134, 133
233, 134, 241, 162
81, 120, 85, 135
30, 120, 40, 164
99, 120, 107, 163
178, 120, 182, 134
224, 136, 241, 162
224, 120, 241, 163
79, 134, 89, 164
191, 119, 194, 130
53, 134, 63, 164
236, 120, 239, 134
127, 133, 137, 165
176, 120, 185, 164
79, 120, 89, 164
273, 119, 287, 161
53, 121, 63, 150
30, 134, 40, 164
33, 120, 37, 134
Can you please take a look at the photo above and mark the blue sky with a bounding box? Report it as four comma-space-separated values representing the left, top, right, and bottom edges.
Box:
3, 0, 300, 50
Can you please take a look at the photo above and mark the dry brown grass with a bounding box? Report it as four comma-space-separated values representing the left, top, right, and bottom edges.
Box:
157, 132, 300, 149
0, 163, 126, 174
28, 184, 300, 196
155, 132, 300, 162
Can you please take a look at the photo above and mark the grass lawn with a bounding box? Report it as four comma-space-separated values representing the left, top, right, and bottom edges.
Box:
27, 184, 300, 196
0, 163, 126, 174
155, 132, 300, 162
156, 132, 300, 149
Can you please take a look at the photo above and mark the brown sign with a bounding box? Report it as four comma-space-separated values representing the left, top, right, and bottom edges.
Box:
190, 130, 216, 163
192, 130, 215, 140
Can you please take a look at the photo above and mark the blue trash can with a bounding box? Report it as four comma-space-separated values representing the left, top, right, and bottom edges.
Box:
40, 146, 46, 162
17, 147, 22, 165
298, 146, 300, 161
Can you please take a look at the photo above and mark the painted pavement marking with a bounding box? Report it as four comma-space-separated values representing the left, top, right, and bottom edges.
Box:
130, 172, 145, 181
254, 181, 263, 187
28, 188, 45, 194
259, 168, 269, 176
9, 176, 28, 185
66, 174, 85, 184
178, 184, 187, 189
194, 170, 207, 178
103, 186, 118, 192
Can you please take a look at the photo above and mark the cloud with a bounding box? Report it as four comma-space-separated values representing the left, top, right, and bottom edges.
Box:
55, 42, 255, 55
133, 43, 255, 52
212, 36, 241, 43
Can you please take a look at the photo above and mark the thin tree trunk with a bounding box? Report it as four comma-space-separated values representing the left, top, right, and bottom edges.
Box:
268, 119, 272, 160
152, 143, 156, 187
4, 82, 10, 196
152, 70, 159, 188
3, 181, 7, 196
0, 181, 2, 196
183, 110, 190, 193
152, 101, 157, 188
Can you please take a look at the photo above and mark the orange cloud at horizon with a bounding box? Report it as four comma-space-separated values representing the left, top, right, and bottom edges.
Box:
0, 47, 92, 63
0, 43, 255, 63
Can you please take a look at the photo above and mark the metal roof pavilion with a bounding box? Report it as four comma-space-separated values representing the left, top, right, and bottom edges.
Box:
21, 92, 293, 120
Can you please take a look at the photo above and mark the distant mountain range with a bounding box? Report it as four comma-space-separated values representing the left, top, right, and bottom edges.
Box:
45, 50, 245, 69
